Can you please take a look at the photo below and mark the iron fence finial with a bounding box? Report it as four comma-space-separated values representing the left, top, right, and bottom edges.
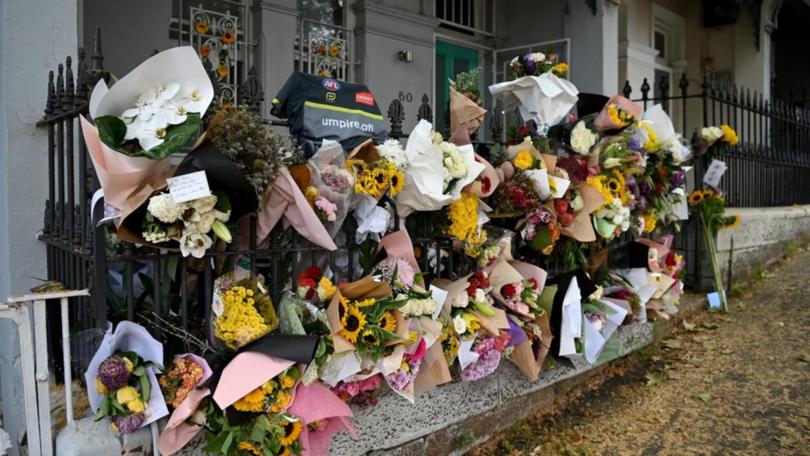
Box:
417, 94, 432, 123
387, 99, 404, 138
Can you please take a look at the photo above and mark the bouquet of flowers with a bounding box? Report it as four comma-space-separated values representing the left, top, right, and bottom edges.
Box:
205, 367, 305, 456
688, 187, 738, 311
699, 124, 739, 160
449, 67, 487, 135
345, 145, 404, 200
333, 293, 405, 361
93, 351, 159, 433
594, 95, 641, 131
141, 192, 232, 258
80, 47, 214, 211
447, 192, 489, 257
508, 52, 569, 79
213, 275, 278, 350
157, 354, 214, 456
159, 354, 207, 409
295, 265, 337, 305
208, 107, 292, 196
518, 207, 560, 254
395, 120, 485, 217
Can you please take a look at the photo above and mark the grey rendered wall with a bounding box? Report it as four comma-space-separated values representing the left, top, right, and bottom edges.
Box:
0, 0, 78, 453
353, 0, 439, 134
82, 0, 173, 77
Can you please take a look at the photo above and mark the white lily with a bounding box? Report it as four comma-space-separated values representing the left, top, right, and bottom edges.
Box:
179, 231, 213, 258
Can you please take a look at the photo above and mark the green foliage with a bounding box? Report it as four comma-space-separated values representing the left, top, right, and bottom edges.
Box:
95, 113, 201, 160
453, 66, 482, 102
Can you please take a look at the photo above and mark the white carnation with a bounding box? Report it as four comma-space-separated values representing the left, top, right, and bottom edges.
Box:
377, 138, 408, 170
439, 142, 467, 182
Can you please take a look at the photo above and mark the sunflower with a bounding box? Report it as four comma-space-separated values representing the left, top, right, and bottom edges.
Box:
352, 298, 375, 308
233, 387, 266, 412
270, 391, 292, 413
701, 189, 715, 201
372, 168, 389, 195
280, 419, 303, 446
337, 293, 348, 320
194, 20, 209, 34
688, 190, 704, 206
377, 311, 397, 333
237, 441, 262, 456
360, 328, 379, 345
607, 105, 622, 126
261, 379, 276, 394
338, 306, 366, 343
279, 447, 293, 456
221, 31, 236, 45
723, 214, 741, 229
217, 64, 229, 79
606, 177, 621, 194
389, 169, 405, 196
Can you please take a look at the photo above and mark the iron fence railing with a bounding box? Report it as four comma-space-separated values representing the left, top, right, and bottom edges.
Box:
36, 30, 810, 380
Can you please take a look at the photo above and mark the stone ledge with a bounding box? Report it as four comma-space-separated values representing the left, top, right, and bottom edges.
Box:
331, 322, 654, 455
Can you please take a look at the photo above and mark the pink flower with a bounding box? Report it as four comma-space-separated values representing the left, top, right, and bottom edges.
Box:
315, 196, 337, 222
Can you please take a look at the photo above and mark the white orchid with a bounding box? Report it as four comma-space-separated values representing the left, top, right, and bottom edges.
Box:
171, 84, 206, 114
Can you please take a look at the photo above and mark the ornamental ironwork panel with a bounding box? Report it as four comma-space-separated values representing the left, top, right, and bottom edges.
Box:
190, 6, 239, 107
297, 19, 354, 81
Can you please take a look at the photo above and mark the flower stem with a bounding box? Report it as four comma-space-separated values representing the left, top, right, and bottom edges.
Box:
700, 214, 727, 312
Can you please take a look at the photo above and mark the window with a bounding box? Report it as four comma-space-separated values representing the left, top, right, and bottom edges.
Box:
654, 30, 666, 60
296, 0, 353, 81
435, 0, 493, 35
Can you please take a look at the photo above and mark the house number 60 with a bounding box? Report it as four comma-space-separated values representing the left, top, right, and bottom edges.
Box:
398, 92, 413, 103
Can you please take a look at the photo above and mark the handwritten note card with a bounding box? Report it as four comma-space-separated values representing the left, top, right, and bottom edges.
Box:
167, 171, 211, 203
703, 159, 727, 188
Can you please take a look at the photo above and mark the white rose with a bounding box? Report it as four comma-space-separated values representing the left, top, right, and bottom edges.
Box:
474, 288, 487, 304
453, 315, 467, 335
531, 52, 546, 62
422, 298, 437, 315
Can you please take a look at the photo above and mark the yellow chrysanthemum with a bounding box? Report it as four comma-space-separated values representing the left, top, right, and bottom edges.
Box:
448, 192, 479, 243
280, 375, 296, 389
338, 305, 366, 343
280, 419, 303, 446
720, 124, 739, 145
377, 311, 397, 333
304, 185, 319, 202
513, 150, 534, 170
233, 387, 266, 413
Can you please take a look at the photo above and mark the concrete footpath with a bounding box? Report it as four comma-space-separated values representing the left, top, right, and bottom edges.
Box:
471, 246, 810, 455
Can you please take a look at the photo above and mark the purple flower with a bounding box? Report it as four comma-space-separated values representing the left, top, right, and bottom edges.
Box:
98, 355, 130, 391
639, 181, 651, 196
671, 172, 685, 187
523, 53, 536, 75
628, 136, 643, 151
626, 175, 640, 198
112, 413, 144, 434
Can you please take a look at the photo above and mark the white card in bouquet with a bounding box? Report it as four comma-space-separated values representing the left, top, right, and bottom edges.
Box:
167, 170, 211, 203
458, 338, 481, 370
429, 285, 448, 320
583, 319, 606, 364
671, 188, 689, 220
703, 159, 727, 188
559, 276, 582, 357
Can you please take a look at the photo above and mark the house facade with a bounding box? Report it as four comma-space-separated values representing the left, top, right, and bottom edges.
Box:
1, 0, 806, 452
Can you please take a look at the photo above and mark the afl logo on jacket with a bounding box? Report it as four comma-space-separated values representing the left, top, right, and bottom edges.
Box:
322, 79, 341, 91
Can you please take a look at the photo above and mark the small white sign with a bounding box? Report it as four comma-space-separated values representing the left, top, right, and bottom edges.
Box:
703, 159, 727, 188
167, 170, 212, 203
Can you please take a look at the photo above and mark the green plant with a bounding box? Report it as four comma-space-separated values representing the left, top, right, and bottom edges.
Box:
454, 430, 477, 448
453, 67, 482, 103
785, 240, 800, 258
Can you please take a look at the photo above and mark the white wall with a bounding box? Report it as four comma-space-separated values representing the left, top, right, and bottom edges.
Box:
0, 0, 78, 453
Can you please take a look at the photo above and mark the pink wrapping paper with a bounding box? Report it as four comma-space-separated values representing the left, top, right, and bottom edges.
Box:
377, 230, 419, 272
212, 352, 295, 409
288, 381, 358, 456
158, 388, 210, 455
635, 235, 673, 272
80, 115, 169, 211
256, 167, 337, 251
593, 95, 642, 131
509, 260, 549, 296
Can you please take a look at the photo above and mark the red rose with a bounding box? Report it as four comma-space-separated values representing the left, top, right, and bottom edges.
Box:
481, 176, 491, 194
304, 265, 322, 279
554, 198, 570, 214
528, 277, 538, 290
501, 283, 517, 298
298, 276, 316, 289
558, 211, 574, 227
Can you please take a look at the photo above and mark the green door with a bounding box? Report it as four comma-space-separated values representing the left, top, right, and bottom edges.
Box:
435, 40, 478, 135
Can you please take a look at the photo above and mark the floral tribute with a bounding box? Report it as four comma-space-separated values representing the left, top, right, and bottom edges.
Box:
78, 47, 746, 455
